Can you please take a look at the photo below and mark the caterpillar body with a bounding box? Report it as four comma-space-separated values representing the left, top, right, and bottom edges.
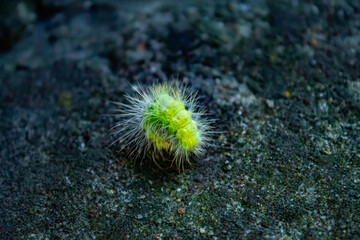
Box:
112, 82, 213, 170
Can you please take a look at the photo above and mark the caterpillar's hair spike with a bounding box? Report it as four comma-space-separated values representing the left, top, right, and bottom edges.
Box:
111, 82, 214, 171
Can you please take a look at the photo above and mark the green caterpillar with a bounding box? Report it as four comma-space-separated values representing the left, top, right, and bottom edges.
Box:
112, 83, 212, 170
143, 93, 201, 150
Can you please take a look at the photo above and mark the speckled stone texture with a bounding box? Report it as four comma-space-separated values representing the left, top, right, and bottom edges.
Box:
0, 0, 359, 239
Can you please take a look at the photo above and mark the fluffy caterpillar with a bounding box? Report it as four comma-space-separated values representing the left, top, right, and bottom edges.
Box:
111, 82, 213, 171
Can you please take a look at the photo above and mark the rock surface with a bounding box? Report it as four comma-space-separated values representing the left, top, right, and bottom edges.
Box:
0, 0, 359, 239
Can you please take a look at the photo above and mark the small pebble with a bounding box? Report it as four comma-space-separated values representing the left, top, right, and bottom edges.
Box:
266, 99, 274, 108
177, 208, 185, 215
